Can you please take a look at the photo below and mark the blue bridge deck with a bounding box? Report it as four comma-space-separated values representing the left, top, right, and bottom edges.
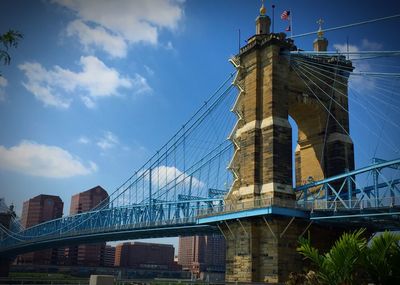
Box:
1, 158, 400, 257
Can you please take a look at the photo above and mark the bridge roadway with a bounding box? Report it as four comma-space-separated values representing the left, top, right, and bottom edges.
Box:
1, 158, 399, 257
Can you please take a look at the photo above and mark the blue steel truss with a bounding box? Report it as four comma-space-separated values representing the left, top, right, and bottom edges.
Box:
1, 160, 400, 256
295, 158, 400, 228
0, 198, 223, 257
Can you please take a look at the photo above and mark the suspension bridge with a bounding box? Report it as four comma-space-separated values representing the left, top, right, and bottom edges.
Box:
1, 6, 400, 283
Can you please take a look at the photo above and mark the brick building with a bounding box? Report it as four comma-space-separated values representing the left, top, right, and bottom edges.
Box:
178, 235, 225, 277
114, 242, 180, 270
18, 195, 63, 265
65, 186, 108, 266
103, 245, 116, 267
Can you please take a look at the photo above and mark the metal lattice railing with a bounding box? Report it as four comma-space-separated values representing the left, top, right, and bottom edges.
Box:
197, 197, 298, 217
297, 196, 400, 212
294, 158, 400, 211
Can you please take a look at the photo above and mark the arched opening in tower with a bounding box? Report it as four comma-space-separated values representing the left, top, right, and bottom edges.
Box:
288, 100, 328, 188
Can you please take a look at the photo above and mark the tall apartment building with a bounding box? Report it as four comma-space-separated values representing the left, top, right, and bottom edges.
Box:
18, 195, 63, 265
178, 235, 225, 277
66, 186, 108, 266
114, 242, 180, 270
103, 245, 116, 267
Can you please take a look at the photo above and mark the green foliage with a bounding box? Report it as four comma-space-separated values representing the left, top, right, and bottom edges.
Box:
364, 231, 400, 284
298, 228, 366, 285
286, 270, 319, 285
297, 229, 400, 285
0, 29, 23, 66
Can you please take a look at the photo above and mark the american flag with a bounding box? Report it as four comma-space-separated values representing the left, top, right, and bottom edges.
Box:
281, 10, 290, 20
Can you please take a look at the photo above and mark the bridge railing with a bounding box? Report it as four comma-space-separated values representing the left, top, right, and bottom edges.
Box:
0, 199, 224, 250
297, 196, 400, 212
294, 158, 400, 210
196, 196, 298, 217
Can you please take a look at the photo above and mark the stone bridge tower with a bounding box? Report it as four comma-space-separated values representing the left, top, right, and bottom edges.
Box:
223, 4, 354, 283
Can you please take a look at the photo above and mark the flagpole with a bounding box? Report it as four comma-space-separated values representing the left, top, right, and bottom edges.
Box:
272, 4, 275, 33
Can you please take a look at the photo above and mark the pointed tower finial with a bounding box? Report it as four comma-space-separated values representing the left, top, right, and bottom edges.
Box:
255, 0, 271, 35
314, 18, 328, 51
317, 18, 324, 38
260, 0, 266, 16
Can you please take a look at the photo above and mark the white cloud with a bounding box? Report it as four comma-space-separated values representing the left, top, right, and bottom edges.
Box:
165, 41, 174, 51
333, 39, 380, 91
97, 131, 119, 150
54, 0, 184, 57
144, 65, 154, 76
361, 39, 383, 51
0, 77, 8, 87
53, 56, 132, 97
150, 165, 204, 189
131, 73, 152, 94
333, 43, 360, 59
333, 38, 383, 57
0, 141, 97, 178
19, 56, 150, 108
18, 63, 72, 109
0, 76, 8, 101
81, 96, 96, 109
66, 20, 127, 58
78, 136, 90, 145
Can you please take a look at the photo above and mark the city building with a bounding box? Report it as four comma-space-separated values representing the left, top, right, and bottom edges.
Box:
104, 245, 115, 267
178, 235, 225, 278
17, 195, 63, 265
66, 186, 109, 266
114, 242, 180, 270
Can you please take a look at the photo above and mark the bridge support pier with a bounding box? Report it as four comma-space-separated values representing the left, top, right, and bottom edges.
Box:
223, 217, 342, 283
225, 217, 300, 283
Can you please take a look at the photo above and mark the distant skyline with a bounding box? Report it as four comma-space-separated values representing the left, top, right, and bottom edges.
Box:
1, 0, 400, 248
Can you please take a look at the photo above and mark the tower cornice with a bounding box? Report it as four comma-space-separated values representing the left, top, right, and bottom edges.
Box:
239, 33, 296, 57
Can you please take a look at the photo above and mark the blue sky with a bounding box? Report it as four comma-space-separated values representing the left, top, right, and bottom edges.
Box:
1, 0, 400, 247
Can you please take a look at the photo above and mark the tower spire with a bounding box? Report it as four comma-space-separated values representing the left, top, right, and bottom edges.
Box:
317, 18, 324, 38
313, 18, 328, 51
255, 0, 271, 35
260, 0, 266, 16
